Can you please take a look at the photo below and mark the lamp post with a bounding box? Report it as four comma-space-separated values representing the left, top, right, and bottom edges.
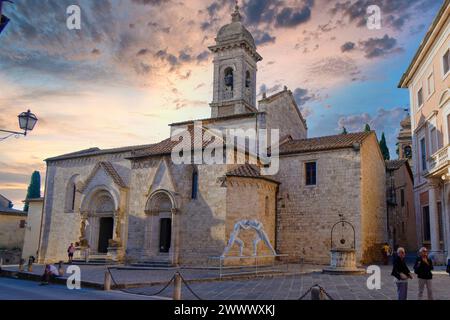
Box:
0, 0, 13, 35
0, 109, 38, 141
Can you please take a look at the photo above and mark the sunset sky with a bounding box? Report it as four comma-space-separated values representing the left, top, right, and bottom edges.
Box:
0, 0, 445, 208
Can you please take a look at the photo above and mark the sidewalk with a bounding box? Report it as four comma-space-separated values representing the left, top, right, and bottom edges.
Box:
0, 263, 323, 289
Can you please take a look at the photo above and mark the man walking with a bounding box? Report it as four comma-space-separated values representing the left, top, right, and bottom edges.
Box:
414, 247, 434, 300
391, 247, 412, 300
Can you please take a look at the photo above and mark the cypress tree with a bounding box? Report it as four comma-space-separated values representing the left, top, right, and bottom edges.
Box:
379, 132, 390, 160
341, 127, 348, 135
24, 171, 41, 212
364, 124, 371, 132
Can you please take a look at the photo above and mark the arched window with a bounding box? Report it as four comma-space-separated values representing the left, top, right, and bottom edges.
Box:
191, 169, 198, 199
245, 71, 251, 88
65, 175, 79, 212
224, 67, 233, 90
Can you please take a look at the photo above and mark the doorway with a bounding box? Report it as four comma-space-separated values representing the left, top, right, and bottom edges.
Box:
98, 217, 114, 253
159, 218, 172, 253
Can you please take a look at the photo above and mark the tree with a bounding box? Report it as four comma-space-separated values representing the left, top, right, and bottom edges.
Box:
364, 124, 371, 132
341, 127, 348, 135
24, 171, 41, 212
379, 132, 390, 160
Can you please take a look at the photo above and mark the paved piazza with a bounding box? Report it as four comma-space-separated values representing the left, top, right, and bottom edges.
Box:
2, 264, 449, 300
127, 266, 450, 300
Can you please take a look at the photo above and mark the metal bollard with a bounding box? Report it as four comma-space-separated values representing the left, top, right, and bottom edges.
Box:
27, 257, 33, 272
173, 272, 182, 300
311, 286, 326, 300
104, 271, 111, 291
18, 258, 25, 272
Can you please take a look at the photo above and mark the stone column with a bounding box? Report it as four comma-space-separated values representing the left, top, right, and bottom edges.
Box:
171, 208, 180, 266
428, 181, 443, 263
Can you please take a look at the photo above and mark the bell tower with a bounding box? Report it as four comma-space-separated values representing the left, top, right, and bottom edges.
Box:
208, 3, 262, 118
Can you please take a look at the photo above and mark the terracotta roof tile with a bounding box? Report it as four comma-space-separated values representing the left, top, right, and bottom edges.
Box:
226, 163, 280, 184
130, 126, 225, 158
279, 132, 372, 155
46, 144, 154, 162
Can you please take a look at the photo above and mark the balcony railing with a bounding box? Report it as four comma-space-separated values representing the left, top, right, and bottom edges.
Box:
428, 144, 450, 173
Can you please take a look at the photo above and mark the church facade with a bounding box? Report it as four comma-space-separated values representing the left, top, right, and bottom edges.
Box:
37, 6, 387, 266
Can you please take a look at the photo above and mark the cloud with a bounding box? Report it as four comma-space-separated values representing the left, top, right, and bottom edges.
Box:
253, 31, 276, 45
330, 0, 439, 31
275, 6, 312, 28
293, 88, 316, 106
337, 107, 406, 134
359, 34, 403, 59
341, 41, 355, 52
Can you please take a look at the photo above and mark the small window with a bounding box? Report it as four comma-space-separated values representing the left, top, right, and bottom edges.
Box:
245, 71, 251, 88
417, 88, 423, 107
400, 189, 405, 207
305, 162, 317, 186
422, 206, 431, 242
420, 137, 427, 171
443, 49, 449, 76
19, 220, 26, 228
71, 184, 76, 211
191, 170, 198, 199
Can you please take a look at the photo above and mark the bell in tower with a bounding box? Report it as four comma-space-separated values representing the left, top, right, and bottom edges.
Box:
208, 2, 263, 118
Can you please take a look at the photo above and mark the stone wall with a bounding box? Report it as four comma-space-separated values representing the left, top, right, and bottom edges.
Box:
258, 90, 307, 140
360, 134, 388, 263
39, 153, 132, 263
224, 177, 278, 265
0, 214, 25, 250
275, 148, 362, 264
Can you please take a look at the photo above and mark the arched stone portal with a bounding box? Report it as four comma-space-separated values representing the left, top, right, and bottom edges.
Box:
142, 190, 178, 264
83, 190, 116, 255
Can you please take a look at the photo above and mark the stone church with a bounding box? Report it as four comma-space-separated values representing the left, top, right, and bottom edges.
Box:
38, 6, 387, 266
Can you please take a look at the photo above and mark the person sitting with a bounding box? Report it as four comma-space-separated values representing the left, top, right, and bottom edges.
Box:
40, 264, 60, 285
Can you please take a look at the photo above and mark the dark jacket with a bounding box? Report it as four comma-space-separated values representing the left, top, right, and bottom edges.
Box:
414, 256, 433, 279
391, 256, 411, 280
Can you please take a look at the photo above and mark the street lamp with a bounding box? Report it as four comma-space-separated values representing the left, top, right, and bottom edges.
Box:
0, 109, 38, 140
0, 0, 13, 35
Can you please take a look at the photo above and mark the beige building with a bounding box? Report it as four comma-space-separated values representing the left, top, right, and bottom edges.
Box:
37, 5, 387, 266
0, 194, 27, 264
386, 159, 417, 252
21, 198, 44, 260
399, 0, 450, 263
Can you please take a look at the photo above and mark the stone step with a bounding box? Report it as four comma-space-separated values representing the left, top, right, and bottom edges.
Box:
132, 261, 173, 268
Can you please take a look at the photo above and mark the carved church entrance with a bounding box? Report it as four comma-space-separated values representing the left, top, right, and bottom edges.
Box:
159, 218, 172, 253
98, 217, 114, 253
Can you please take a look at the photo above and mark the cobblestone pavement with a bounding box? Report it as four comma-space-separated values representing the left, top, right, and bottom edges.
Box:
2, 263, 318, 286
3, 264, 449, 300
126, 266, 450, 300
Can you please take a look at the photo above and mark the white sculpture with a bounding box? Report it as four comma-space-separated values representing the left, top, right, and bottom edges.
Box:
221, 219, 276, 257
